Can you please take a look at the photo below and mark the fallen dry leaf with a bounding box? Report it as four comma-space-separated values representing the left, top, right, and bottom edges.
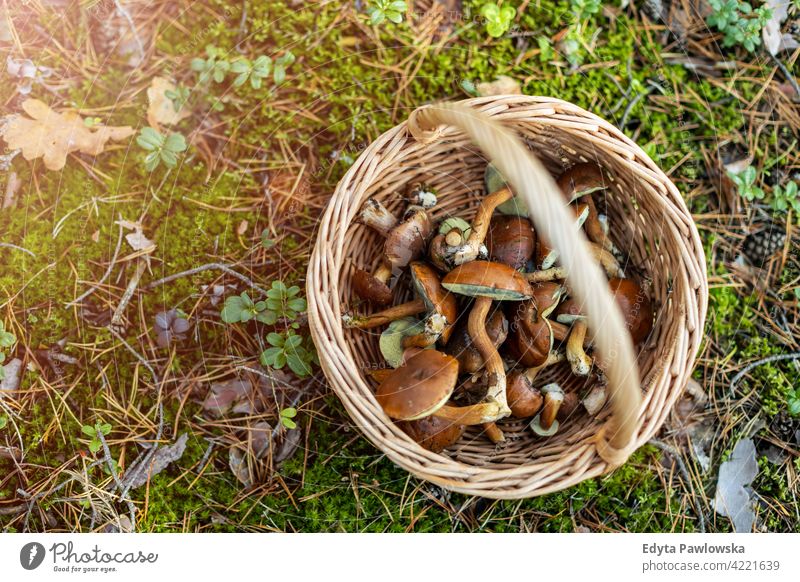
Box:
762, 0, 798, 56
476, 75, 521, 97
1, 99, 134, 171
146, 77, 190, 129
713, 438, 758, 532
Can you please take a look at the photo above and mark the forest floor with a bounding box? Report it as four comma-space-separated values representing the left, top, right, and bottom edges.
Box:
0, 0, 799, 532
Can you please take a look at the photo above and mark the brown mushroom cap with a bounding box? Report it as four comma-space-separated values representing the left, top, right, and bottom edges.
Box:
529, 282, 564, 320
410, 262, 458, 344
553, 298, 585, 324
557, 163, 607, 202
384, 206, 432, 270
486, 215, 535, 270
398, 415, 465, 453
509, 317, 553, 368
445, 309, 507, 374
609, 278, 654, 344
506, 372, 544, 418
442, 261, 532, 300
352, 267, 392, 306
375, 350, 459, 421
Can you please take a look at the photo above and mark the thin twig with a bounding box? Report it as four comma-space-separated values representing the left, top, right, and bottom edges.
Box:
146, 262, 269, 295
119, 402, 165, 500
110, 259, 147, 329
730, 352, 800, 396
3, 170, 20, 209
97, 430, 137, 530
113, 0, 145, 63
66, 223, 124, 307
0, 242, 35, 257
769, 52, 800, 102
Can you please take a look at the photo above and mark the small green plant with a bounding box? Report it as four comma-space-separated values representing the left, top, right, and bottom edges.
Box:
279, 407, 298, 429
537, 36, 554, 63
272, 52, 296, 85
220, 291, 274, 324
772, 181, 800, 215
707, 0, 771, 52
81, 422, 112, 454
0, 321, 15, 381
192, 45, 295, 87
191, 45, 231, 83
261, 229, 276, 249
0, 415, 8, 430
265, 281, 306, 325
164, 85, 190, 112
260, 330, 316, 377
136, 127, 187, 171
366, 0, 407, 25
480, 2, 515, 38
729, 165, 765, 202
220, 282, 306, 326
787, 388, 800, 416
570, 0, 601, 20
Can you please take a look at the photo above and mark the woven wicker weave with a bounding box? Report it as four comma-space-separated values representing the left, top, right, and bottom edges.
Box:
307, 96, 707, 499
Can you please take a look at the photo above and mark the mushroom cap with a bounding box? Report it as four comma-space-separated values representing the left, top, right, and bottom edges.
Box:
442, 261, 532, 300
410, 262, 458, 344
398, 414, 465, 453
375, 349, 459, 421
557, 163, 607, 202
506, 372, 544, 418
352, 267, 392, 306
379, 317, 429, 368
486, 215, 535, 270
445, 308, 507, 374
384, 206, 432, 269
553, 298, 586, 324
529, 282, 564, 319
534, 204, 589, 269
509, 317, 553, 367
609, 278, 654, 344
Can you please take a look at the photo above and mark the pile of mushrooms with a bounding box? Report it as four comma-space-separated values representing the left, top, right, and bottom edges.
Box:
345, 168, 654, 452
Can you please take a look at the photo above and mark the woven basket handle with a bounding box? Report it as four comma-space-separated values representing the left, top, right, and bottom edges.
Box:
408, 102, 642, 467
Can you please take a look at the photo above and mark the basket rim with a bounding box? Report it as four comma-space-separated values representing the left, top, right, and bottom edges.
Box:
306, 95, 708, 499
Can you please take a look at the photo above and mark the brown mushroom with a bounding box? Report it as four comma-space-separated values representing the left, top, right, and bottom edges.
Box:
557, 163, 608, 202
376, 350, 459, 421
405, 182, 438, 209
352, 263, 393, 306
453, 188, 513, 264
399, 415, 465, 453
609, 278, 654, 344
486, 215, 535, 270
358, 199, 433, 271
506, 371, 544, 418
441, 261, 532, 422
401, 262, 459, 347
530, 383, 564, 436
445, 309, 508, 375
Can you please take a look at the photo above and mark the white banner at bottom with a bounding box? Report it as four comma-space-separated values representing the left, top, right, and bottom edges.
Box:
0, 533, 798, 581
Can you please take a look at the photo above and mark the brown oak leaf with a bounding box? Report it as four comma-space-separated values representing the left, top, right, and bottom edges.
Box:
1, 99, 134, 171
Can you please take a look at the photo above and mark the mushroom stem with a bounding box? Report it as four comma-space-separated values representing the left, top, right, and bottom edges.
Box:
523, 351, 566, 383
454, 187, 513, 265
581, 195, 616, 254
434, 402, 503, 425
482, 422, 505, 444
539, 384, 564, 430
582, 384, 607, 415
374, 262, 392, 283
358, 198, 398, 236
566, 319, 592, 376
468, 296, 511, 419
445, 228, 463, 247
525, 267, 568, 283
344, 298, 426, 329
588, 243, 623, 278
550, 320, 569, 342
402, 313, 447, 348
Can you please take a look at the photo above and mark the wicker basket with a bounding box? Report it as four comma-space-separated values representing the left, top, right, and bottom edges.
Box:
307, 96, 707, 499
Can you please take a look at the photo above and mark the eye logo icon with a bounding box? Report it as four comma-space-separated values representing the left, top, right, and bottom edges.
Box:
20, 542, 46, 570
